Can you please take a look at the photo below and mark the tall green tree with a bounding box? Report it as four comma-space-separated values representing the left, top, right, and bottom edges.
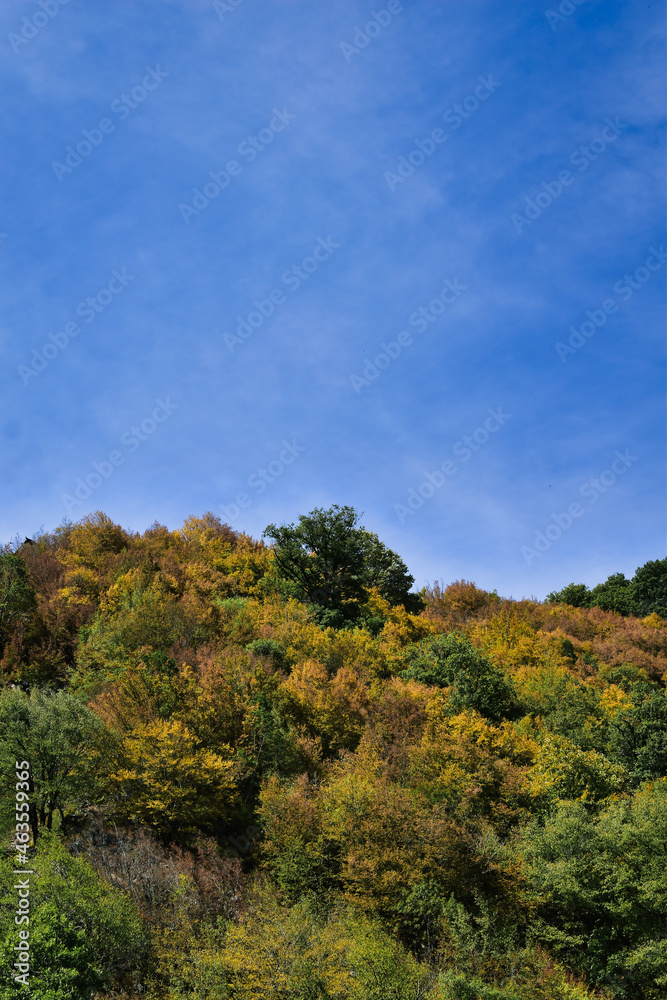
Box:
0, 688, 111, 841
264, 505, 422, 624
588, 572, 637, 616
546, 582, 592, 608
632, 557, 667, 617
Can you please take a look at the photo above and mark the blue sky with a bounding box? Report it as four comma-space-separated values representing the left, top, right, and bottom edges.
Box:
1, 0, 664, 600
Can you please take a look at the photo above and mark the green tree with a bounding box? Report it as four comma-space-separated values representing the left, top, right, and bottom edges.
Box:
545, 583, 591, 608
264, 505, 422, 625
521, 782, 667, 999
517, 668, 603, 750
632, 557, 667, 618
546, 574, 639, 617
608, 685, 667, 786
546, 564, 667, 619
0, 832, 147, 999
245, 637, 289, 670
395, 878, 448, 956
401, 634, 518, 721
0, 688, 110, 842
588, 573, 637, 616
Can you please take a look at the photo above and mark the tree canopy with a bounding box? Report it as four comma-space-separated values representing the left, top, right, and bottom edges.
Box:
264, 504, 423, 623
547, 558, 667, 618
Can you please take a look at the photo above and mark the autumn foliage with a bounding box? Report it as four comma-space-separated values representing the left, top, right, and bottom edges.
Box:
0, 510, 665, 999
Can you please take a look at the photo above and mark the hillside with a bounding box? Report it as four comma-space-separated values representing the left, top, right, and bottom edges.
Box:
0, 509, 666, 1000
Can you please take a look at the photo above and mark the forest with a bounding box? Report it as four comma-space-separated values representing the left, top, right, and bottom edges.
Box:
0, 506, 665, 1000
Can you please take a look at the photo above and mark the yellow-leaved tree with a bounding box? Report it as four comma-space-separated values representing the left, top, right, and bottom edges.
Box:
109, 718, 238, 839
409, 698, 537, 831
